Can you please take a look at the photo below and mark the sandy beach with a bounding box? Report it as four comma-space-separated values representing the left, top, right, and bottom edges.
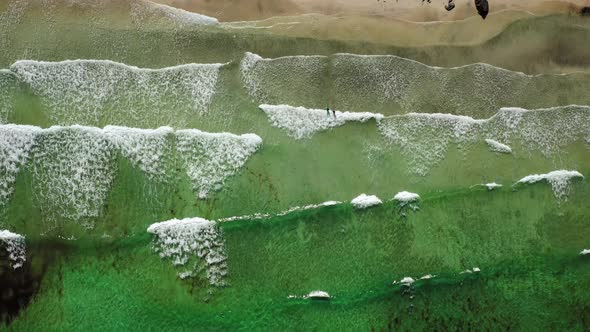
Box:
150, 0, 590, 47
154, 0, 590, 22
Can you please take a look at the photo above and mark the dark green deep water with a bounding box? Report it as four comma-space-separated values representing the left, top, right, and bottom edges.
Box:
1, 0, 590, 330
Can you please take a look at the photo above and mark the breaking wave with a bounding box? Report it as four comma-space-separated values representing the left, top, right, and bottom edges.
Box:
378, 105, 590, 176
0, 124, 262, 224
9, 59, 224, 127
241, 52, 590, 118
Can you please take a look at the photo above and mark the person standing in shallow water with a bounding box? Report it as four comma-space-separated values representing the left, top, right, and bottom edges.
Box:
326, 106, 336, 119
327, 98, 336, 119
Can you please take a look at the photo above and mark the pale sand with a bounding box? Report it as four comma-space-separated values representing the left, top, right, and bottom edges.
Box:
152, 0, 590, 47
154, 0, 590, 22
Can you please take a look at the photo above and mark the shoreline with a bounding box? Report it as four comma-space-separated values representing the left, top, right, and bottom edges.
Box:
153, 0, 590, 22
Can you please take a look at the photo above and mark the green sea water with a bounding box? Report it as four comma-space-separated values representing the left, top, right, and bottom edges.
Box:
1, 0, 590, 330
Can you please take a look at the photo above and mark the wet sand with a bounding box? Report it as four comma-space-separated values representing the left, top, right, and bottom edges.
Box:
1, 0, 588, 74
226, 10, 537, 47
151, 0, 590, 47
154, 0, 590, 22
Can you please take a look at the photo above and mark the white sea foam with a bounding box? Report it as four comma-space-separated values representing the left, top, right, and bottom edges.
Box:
240, 53, 574, 119
240, 53, 327, 106
461, 267, 482, 274
0, 0, 218, 42
217, 212, 272, 223
240, 52, 590, 128
485, 138, 512, 154
0, 124, 259, 223
516, 170, 584, 200
399, 277, 415, 285
0, 125, 40, 206
403, 112, 485, 124
284, 200, 340, 213
305, 290, 330, 299
105, 126, 261, 196
259, 104, 383, 139
147, 217, 227, 286
393, 191, 420, 203
394, 274, 440, 285
30, 125, 118, 225
176, 130, 262, 199
10, 59, 224, 127
0, 230, 22, 240
379, 112, 485, 176
459, 267, 481, 274
130, 1, 218, 28
104, 126, 173, 182
351, 194, 383, 209
218, 200, 341, 223
0, 229, 25, 269
484, 183, 503, 191
379, 105, 590, 176
333, 54, 535, 118
0, 0, 30, 52
268, 201, 342, 220
239, 53, 264, 100
0, 70, 18, 123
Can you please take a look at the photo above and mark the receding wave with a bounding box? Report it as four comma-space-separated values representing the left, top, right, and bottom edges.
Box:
514, 170, 584, 200
154, 176, 587, 302
216, 169, 585, 224
259, 104, 383, 139
129, 0, 219, 29
241, 52, 328, 110
0, 124, 262, 224
241, 52, 590, 118
0, 69, 18, 123
226, 10, 535, 48
378, 105, 590, 176
9, 59, 224, 127
147, 217, 227, 286
0, 125, 40, 207
1, 0, 218, 32
0, 229, 25, 269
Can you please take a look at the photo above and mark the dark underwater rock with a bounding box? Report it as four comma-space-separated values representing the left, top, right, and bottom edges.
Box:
0, 243, 42, 326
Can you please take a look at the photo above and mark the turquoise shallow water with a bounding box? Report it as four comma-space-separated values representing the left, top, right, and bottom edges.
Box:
1, 0, 590, 330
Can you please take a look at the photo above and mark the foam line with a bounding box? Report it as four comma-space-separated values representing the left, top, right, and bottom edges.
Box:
515, 170, 584, 200
10, 59, 225, 127
0, 124, 262, 222
147, 217, 227, 286
379, 105, 590, 176
0, 229, 25, 269
259, 104, 383, 139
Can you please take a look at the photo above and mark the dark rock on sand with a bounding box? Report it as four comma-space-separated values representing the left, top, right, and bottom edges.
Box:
445, 0, 455, 11
475, 0, 489, 19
